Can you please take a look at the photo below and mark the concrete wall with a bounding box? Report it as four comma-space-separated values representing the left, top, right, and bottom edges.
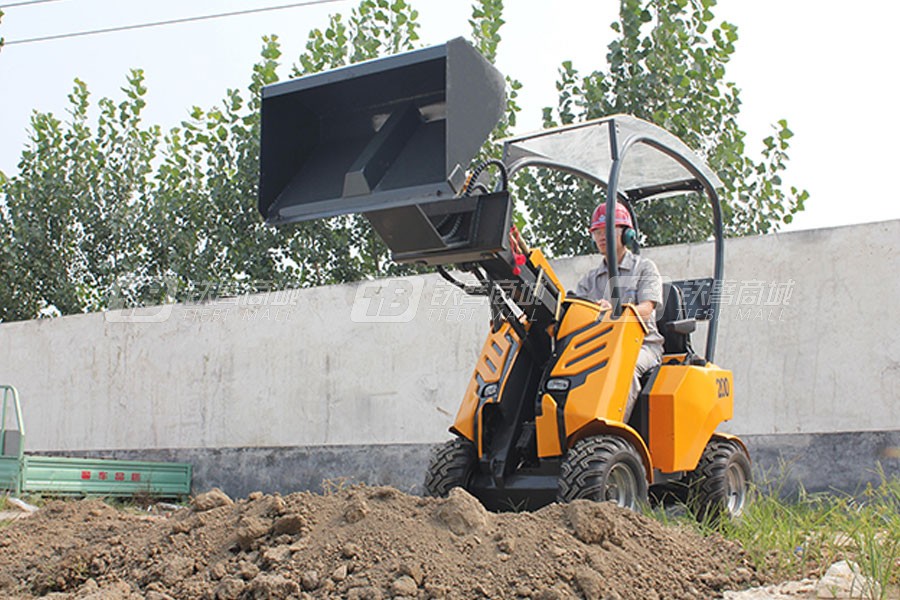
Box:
1, 219, 898, 497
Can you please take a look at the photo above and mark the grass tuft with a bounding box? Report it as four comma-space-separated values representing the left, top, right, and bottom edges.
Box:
651, 468, 900, 599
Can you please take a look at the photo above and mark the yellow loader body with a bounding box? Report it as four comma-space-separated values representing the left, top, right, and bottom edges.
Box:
452, 267, 736, 497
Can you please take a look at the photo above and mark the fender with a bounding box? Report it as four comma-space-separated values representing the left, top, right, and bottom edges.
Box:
568, 419, 653, 484
711, 432, 751, 463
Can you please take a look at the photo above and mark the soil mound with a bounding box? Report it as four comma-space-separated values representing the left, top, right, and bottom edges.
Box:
0, 486, 760, 599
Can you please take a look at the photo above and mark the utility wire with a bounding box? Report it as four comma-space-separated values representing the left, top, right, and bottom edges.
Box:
0, 0, 63, 8
3, 0, 348, 46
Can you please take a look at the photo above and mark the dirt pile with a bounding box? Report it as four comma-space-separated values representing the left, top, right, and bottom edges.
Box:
0, 486, 761, 599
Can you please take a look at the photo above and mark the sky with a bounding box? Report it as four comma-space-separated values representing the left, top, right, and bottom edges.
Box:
0, 0, 898, 233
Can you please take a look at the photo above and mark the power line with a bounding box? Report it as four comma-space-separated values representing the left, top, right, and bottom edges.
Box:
3, 0, 348, 46
0, 0, 63, 8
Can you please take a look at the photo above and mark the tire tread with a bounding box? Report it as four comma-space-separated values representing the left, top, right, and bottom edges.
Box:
557, 435, 648, 506
687, 438, 751, 521
424, 437, 476, 498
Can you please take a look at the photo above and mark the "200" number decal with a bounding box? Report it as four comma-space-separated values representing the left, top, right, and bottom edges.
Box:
716, 377, 731, 398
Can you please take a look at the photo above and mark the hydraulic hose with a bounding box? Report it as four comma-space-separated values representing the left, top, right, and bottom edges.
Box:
463, 159, 509, 196
436, 159, 510, 242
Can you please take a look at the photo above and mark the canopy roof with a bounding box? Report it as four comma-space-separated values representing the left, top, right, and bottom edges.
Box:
501, 114, 722, 201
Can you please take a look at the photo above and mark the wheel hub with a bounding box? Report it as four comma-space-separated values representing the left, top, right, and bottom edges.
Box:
606, 463, 639, 509
725, 462, 747, 516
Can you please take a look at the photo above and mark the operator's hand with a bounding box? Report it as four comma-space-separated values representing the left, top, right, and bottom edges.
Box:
597, 298, 612, 311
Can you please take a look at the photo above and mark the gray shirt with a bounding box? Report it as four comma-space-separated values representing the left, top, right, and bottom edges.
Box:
574, 250, 665, 350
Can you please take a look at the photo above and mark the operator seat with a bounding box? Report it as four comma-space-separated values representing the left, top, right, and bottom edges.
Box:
630, 281, 704, 437
656, 281, 700, 360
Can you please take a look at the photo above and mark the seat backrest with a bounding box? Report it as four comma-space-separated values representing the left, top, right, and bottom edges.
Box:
671, 278, 714, 321
656, 282, 688, 355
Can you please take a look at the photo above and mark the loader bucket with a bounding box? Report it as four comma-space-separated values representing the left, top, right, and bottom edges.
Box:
258, 37, 506, 227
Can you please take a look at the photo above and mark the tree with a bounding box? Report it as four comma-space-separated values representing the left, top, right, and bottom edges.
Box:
145, 0, 498, 297
141, 1, 429, 304
469, 0, 522, 156
0, 0, 804, 321
517, 0, 808, 257
0, 0, 512, 321
0, 73, 161, 320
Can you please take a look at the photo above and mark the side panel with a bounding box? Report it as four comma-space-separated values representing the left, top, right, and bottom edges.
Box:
22, 456, 192, 497
648, 364, 734, 472
450, 322, 521, 453
559, 309, 645, 439
534, 304, 644, 458
535, 394, 562, 457
555, 299, 601, 339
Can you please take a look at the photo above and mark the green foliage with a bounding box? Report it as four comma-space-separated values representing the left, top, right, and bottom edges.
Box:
0, 10, 5, 176
464, 0, 525, 234
149, 0, 427, 299
0, 0, 434, 320
283, 0, 425, 283
469, 0, 522, 164
654, 470, 900, 597
0, 72, 161, 320
728, 476, 900, 596
0, 0, 806, 320
294, 0, 420, 75
521, 0, 808, 256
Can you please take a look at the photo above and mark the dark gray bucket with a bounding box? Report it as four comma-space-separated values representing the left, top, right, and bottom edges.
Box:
258, 37, 506, 230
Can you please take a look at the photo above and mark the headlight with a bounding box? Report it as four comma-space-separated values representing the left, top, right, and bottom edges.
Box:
482, 383, 499, 397
546, 378, 570, 391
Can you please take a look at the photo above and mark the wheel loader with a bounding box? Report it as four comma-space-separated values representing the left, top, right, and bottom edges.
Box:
256, 38, 751, 518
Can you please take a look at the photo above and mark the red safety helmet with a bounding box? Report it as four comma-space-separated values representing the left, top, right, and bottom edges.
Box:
589, 201, 633, 231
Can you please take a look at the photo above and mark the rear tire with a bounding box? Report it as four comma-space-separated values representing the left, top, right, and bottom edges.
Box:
424, 437, 476, 498
557, 435, 648, 511
687, 438, 752, 521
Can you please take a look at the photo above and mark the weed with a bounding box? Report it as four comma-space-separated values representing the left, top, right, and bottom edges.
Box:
654, 470, 900, 597
321, 477, 353, 495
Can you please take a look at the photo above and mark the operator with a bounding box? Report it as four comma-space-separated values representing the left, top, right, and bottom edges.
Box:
575, 201, 664, 422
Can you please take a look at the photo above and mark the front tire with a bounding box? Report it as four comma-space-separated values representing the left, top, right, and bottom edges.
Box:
687, 438, 752, 521
424, 437, 476, 497
557, 435, 648, 510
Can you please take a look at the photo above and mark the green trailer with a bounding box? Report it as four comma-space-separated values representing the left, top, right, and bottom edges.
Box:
1, 385, 191, 498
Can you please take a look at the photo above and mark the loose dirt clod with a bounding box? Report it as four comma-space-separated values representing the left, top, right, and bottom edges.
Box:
191, 487, 234, 512
0, 486, 762, 599
434, 487, 488, 535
